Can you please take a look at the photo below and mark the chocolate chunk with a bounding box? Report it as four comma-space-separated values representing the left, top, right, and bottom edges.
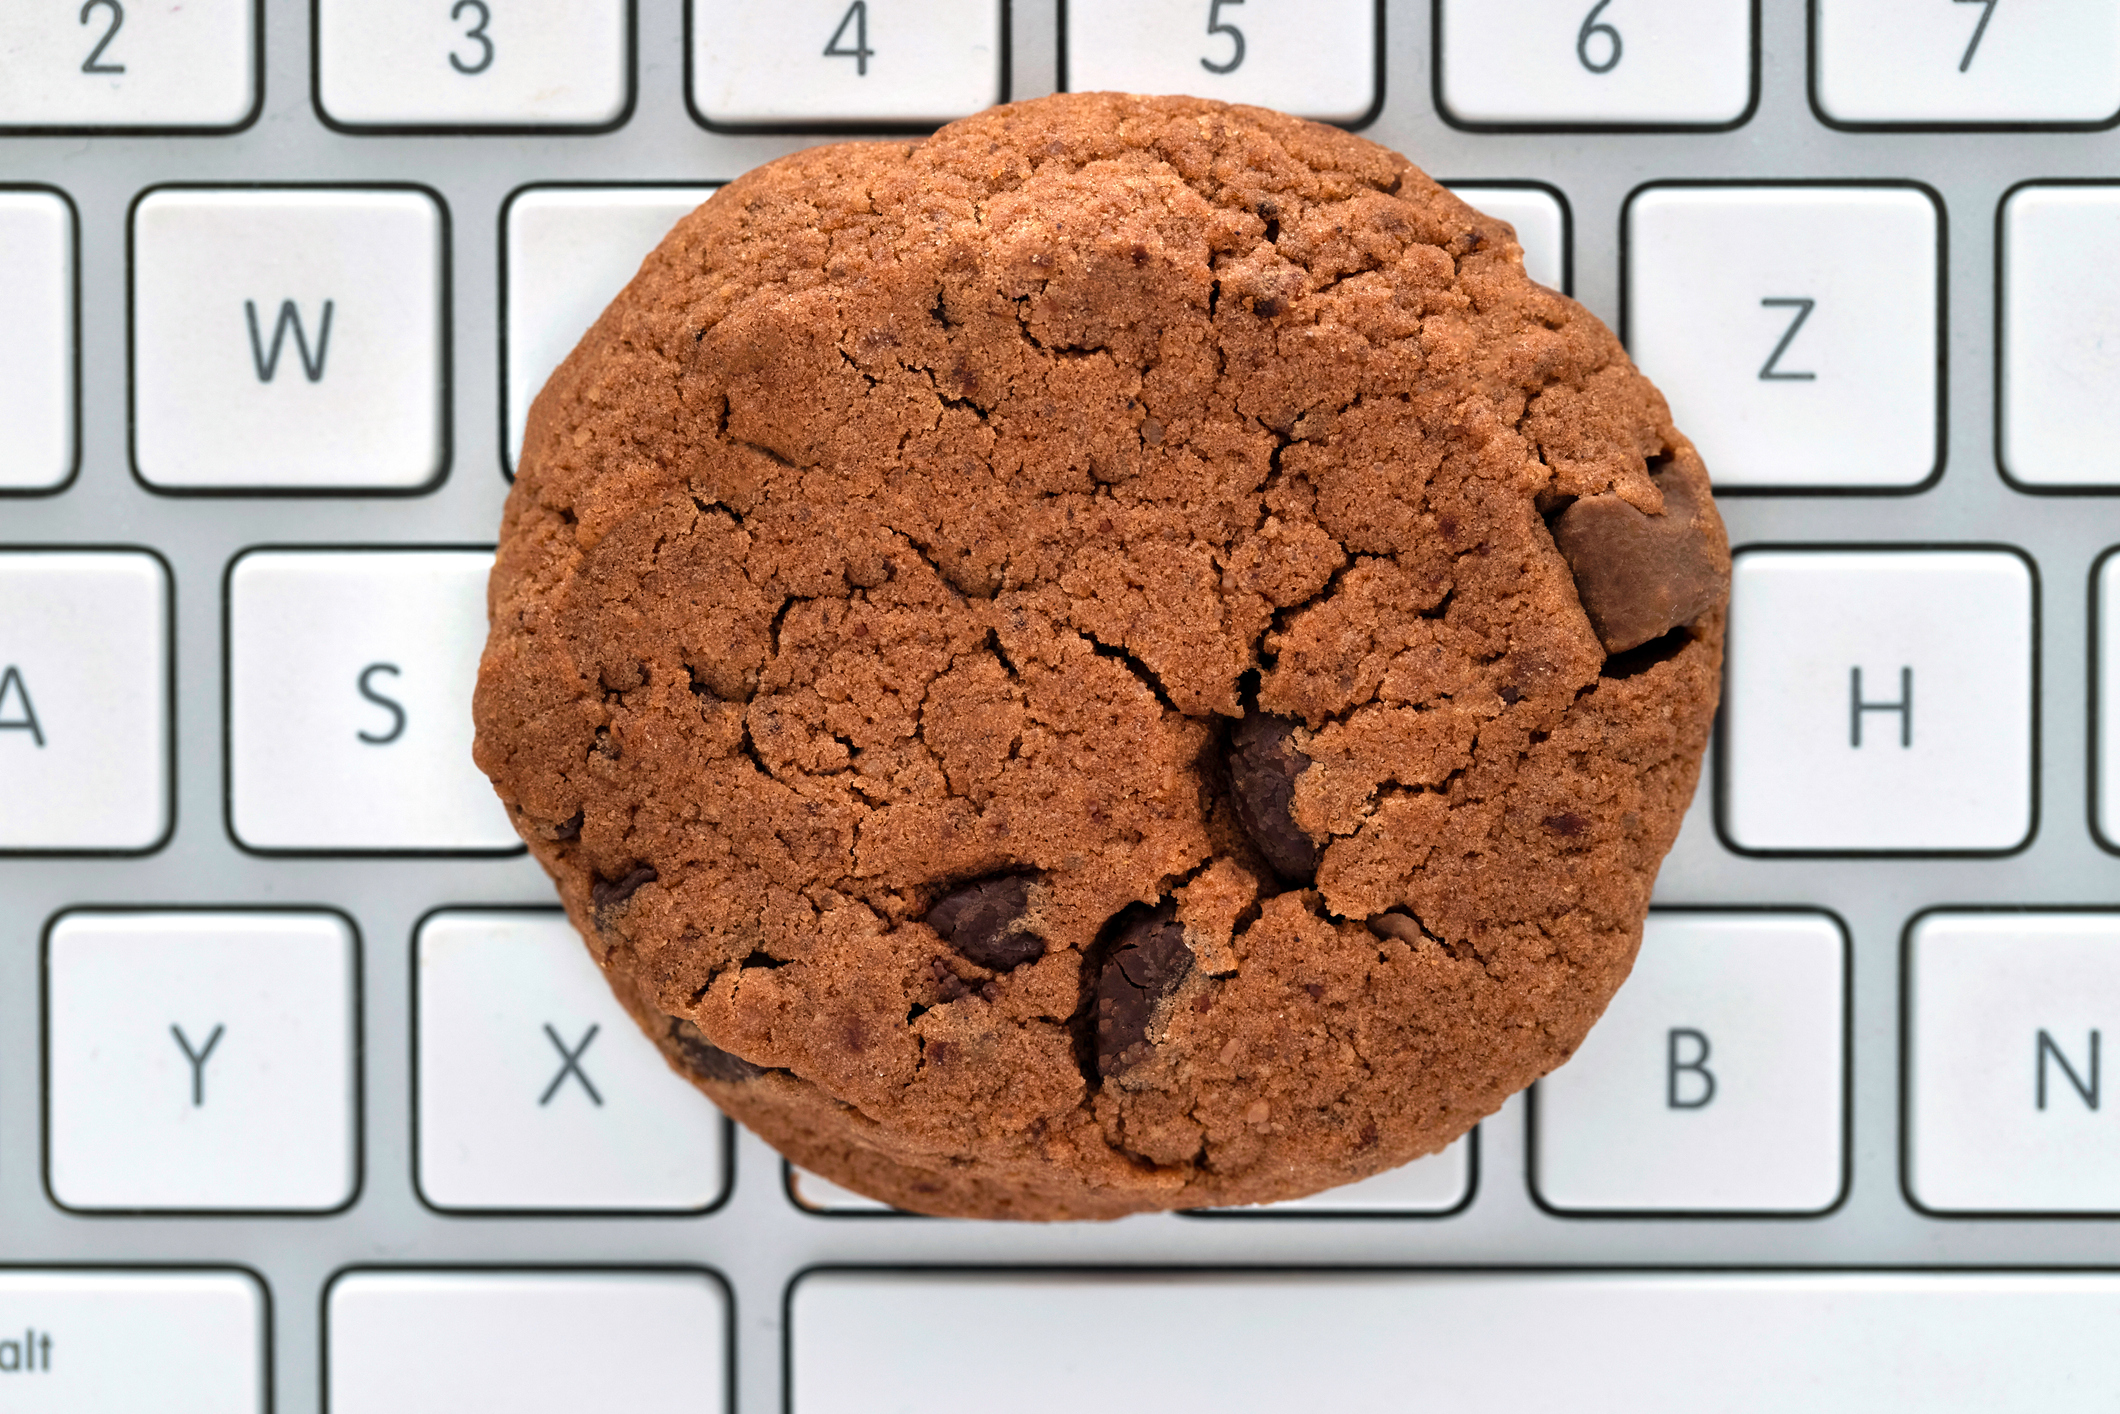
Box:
1552, 467, 1728, 654
1227, 713, 1321, 881
926, 875, 1044, 970
550, 810, 583, 842
1096, 907, 1193, 1077
591, 863, 658, 917
667, 1017, 763, 1083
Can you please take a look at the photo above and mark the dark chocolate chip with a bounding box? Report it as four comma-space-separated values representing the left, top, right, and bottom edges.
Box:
1552, 466, 1727, 654
926, 875, 1044, 970
1228, 713, 1321, 881
550, 810, 583, 842
591, 864, 658, 916
667, 1017, 763, 1083
1542, 812, 1589, 837
1096, 907, 1193, 1078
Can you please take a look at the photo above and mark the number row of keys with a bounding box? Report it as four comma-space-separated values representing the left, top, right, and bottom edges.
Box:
7, 1, 2120, 132
35, 905, 2120, 1215
2, 541, 2115, 855
0, 0, 1390, 132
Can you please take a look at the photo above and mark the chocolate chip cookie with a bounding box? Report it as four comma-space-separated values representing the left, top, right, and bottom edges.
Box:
473, 91, 1728, 1220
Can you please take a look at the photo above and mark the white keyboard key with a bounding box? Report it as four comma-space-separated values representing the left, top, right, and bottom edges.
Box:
0, 1270, 264, 1411
2101, 552, 2120, 849
2000, 184, 2120, 489
46, 910, 358, 1211
1445, 184, 1567, 291
328, 1270, 727, 1414
504, 186, 718, 473
0, 550, 169, 853
0, 0, 256, 131
1265, 1146, 1472, 1213
1627, 184, 1940, 490
0, 190, 75, 491
788, 1165, 899, 1213
132, 188, 445, 491
1721, 548, 2035, 854
1816, 0, 2120, 126
691, 0, 1004, 128
1437, 0, 1752, 128
1062, 0, 1377, 125
1212, 1136, 1475, 1212
1205, 1136, 1472, 1215
794, 1270, 2120, 1410
317, 0, 629, 129
228, 548, 514, 853
789, 1135, 1473, 1216
1908, 911, 2120, 1213
416, 911, 729, 1212
1532, 912, 1846, 1213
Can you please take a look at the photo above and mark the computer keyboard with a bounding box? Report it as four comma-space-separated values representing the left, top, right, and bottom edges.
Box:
6, 0, 2120, 1407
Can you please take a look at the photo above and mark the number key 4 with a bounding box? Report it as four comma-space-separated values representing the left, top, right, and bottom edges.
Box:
691, 0, 1006, 130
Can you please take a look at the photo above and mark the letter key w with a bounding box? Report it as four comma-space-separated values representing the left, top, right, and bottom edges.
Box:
245, 299, 334, 383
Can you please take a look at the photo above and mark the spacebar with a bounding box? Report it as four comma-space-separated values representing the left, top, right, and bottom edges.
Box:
792, 1269, 2120, 1411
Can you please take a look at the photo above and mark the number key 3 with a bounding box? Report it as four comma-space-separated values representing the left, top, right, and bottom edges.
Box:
316, 0, 628, 129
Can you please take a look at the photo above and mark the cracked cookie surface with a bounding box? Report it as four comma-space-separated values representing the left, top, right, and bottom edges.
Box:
473, 91, 1728, 1220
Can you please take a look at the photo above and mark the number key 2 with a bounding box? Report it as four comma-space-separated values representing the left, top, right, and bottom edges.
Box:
0, 0, 256, 130
1437, 0, 1753, 128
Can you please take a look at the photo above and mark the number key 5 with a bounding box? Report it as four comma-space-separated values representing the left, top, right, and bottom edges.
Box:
1063, 0, 1379, 125
1437, 0, 1754, 129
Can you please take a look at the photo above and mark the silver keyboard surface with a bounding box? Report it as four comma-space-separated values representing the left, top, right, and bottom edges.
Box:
8, 0, 2120, 1408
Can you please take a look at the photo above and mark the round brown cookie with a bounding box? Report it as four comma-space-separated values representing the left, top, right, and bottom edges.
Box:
473, 91, 1729, 1220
